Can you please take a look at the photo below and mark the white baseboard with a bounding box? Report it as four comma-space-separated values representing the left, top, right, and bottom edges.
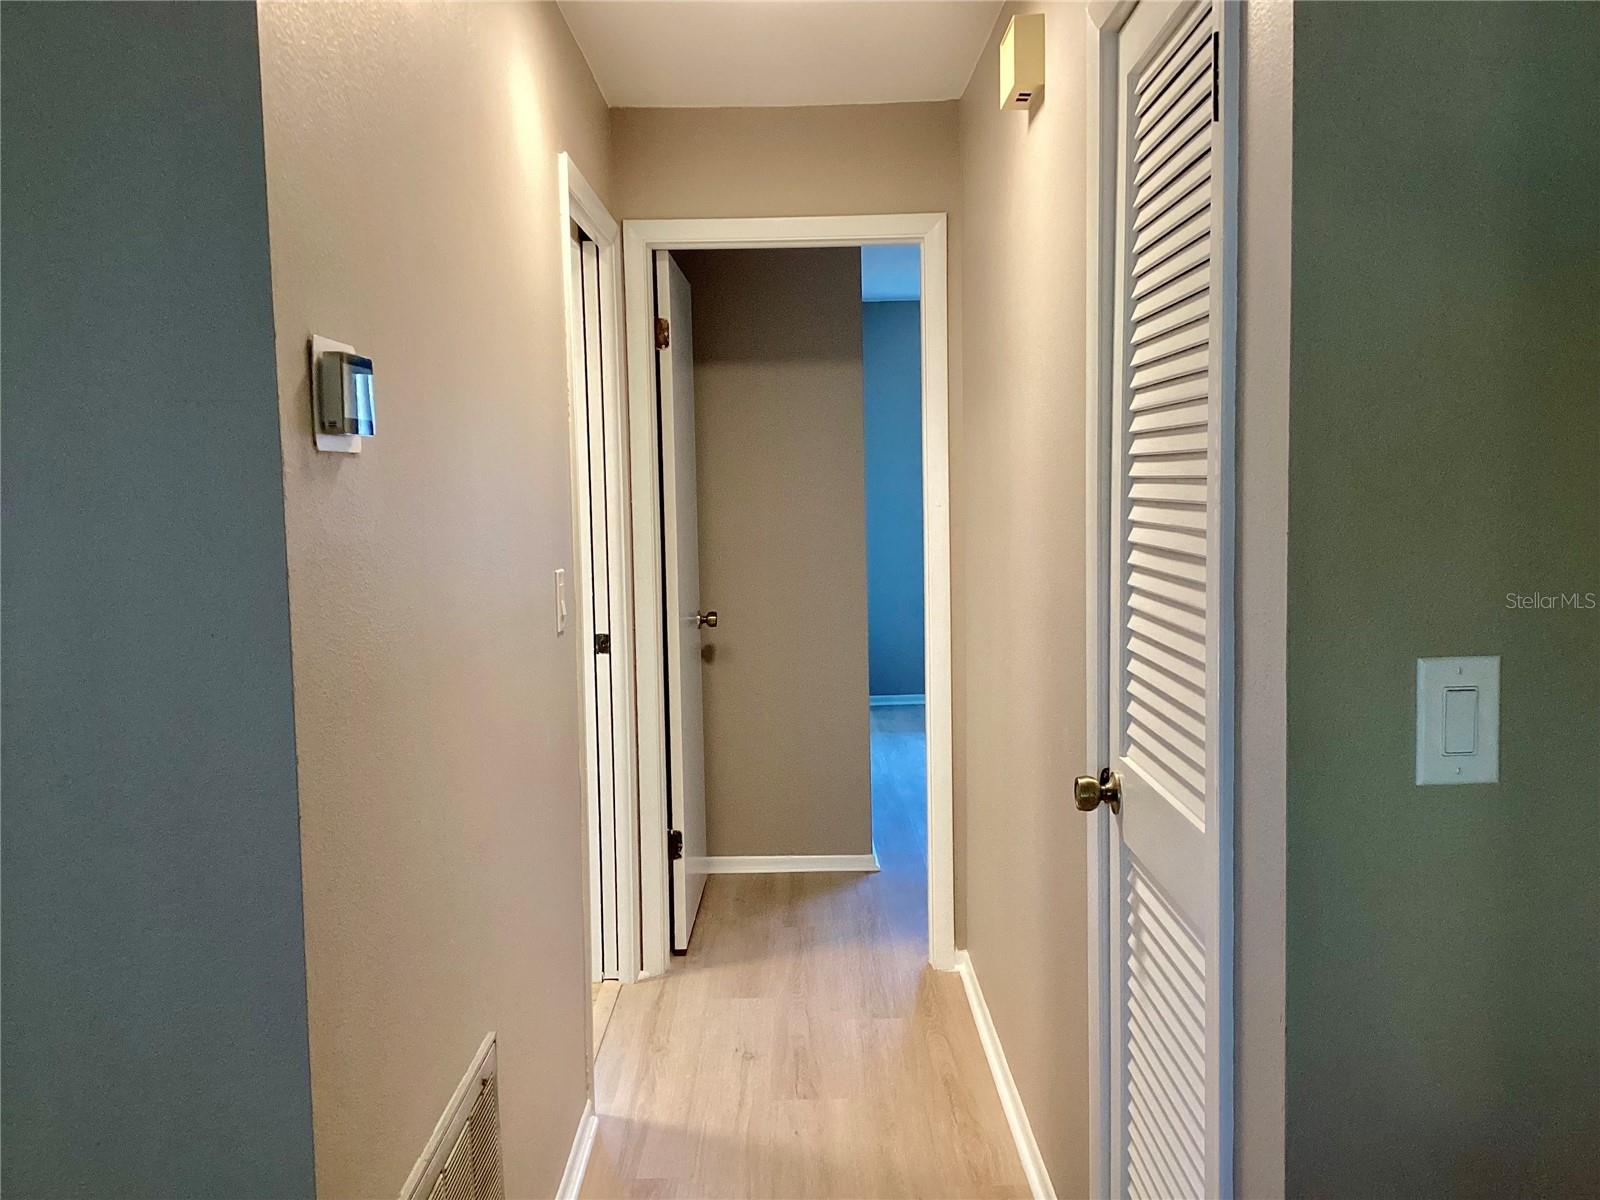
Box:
555, 1098, 597, 1200
954, 950, 1057, 1200
869, 692, 926, 707
696, 850, 881, 874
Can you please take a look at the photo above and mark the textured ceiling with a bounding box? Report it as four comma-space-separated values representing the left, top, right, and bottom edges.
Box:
559, 1, 1002, 108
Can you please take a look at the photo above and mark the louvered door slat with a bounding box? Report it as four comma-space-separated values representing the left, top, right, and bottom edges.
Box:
1129, 265, 1208, 326
1131, 290, 1210, 344
1135, 3, 1213, 108
1135, 105, 1214, 192
1129, 372, 1210, 414
1134, 136, 1211, 215
1131, 236, 1212, 301
1137, 55, 1213, 150
1128, 395, 1208, 436
1132, 214, 1212, 289
1135, 153, 1213, 239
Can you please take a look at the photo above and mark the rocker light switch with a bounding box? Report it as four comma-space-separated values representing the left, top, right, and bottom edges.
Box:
1416, 657, 1499, 785
1441, 687, 1478, 755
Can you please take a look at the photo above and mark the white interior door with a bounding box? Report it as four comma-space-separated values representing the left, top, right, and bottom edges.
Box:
570, 231, 621, 981
655, 250, 708, 952
1104, 2, 1234, 1196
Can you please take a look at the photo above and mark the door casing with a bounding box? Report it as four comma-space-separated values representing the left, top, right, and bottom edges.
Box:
559, 153, 640, 988
623, 214, 954, 980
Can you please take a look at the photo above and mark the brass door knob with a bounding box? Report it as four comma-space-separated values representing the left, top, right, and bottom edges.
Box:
696, 610, 719, 629
1074, 768, 1122, 815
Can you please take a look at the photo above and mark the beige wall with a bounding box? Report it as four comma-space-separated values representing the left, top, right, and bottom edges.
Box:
610, 103, 960, 220
255, 3, 609, 1195
957, 5, 1093, 1194
676, 248, 873, 858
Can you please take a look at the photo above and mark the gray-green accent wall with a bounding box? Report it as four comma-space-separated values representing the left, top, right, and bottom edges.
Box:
1287, 3, 1600, 1194
1, 3, 316, 1195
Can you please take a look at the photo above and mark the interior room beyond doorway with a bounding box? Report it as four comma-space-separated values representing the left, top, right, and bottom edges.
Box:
664, 245, 923, 891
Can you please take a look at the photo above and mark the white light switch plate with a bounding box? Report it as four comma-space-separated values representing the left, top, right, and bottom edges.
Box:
1416, 656, 1499, 785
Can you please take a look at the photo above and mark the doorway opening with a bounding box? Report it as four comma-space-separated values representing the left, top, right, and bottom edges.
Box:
651, 245, 928, 955
622, 215, 953, 978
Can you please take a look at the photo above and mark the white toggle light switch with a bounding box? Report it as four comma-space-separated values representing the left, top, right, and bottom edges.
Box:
1416, 657, 1499, 785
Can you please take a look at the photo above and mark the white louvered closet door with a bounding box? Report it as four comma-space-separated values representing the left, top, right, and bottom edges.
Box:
1108, 2, 1234, 1198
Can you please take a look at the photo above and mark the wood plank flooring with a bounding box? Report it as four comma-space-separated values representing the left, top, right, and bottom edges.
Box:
593, 979, 622, 1057
581, 705, 1028, 1199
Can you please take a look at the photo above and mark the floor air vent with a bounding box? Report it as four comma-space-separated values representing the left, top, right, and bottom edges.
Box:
401, 1033, 505, 1200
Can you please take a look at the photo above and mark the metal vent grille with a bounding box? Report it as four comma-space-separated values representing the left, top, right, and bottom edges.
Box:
403, 1035, 504, 1200
429, 1133, 474, 1200
467, 1073, 505, 1200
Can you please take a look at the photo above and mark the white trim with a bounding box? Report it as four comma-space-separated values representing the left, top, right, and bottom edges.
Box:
624, 213, 954, 979
1081, 9, 1132, 1195
562, 156, 617, 245
560, 153, 640, 989
1233, 3, 1293, 1191
695, 851, 881, 875
554, 1099, 598, 1200
954, 952, 1056, 1200
566, 229, 604, 984
1210, 13, 1242, 1196
868, 693, 926, 708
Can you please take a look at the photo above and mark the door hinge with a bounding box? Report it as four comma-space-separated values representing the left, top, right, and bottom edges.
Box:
1211, 31, 1220, 123
667, 829, 684, 861
594, 632, 611, 655
655, 317, 670, 350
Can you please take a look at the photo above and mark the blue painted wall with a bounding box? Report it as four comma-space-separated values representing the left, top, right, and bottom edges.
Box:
2, 5, 316, 1195
862, 300, 925, 698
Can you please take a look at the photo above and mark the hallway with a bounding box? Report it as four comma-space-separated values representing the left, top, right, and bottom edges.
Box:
581, 705, 1028, 1199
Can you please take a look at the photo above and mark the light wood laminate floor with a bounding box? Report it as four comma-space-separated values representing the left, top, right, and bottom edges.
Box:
581, 705, 1028, 1199
593, 979, 622, 1057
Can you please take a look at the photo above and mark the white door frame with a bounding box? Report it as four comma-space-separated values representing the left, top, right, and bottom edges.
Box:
560, 152, 641, 988
1082, 3, 1240, 1194
623, 213, 954, 979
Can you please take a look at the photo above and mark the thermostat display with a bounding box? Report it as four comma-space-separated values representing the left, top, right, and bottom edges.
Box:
310, 334, 373, 454
318, 350, 375, 438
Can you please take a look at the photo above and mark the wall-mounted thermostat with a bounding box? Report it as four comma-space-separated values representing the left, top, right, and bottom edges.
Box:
310, 334, 375, 454
1000, 13, 1044, 111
